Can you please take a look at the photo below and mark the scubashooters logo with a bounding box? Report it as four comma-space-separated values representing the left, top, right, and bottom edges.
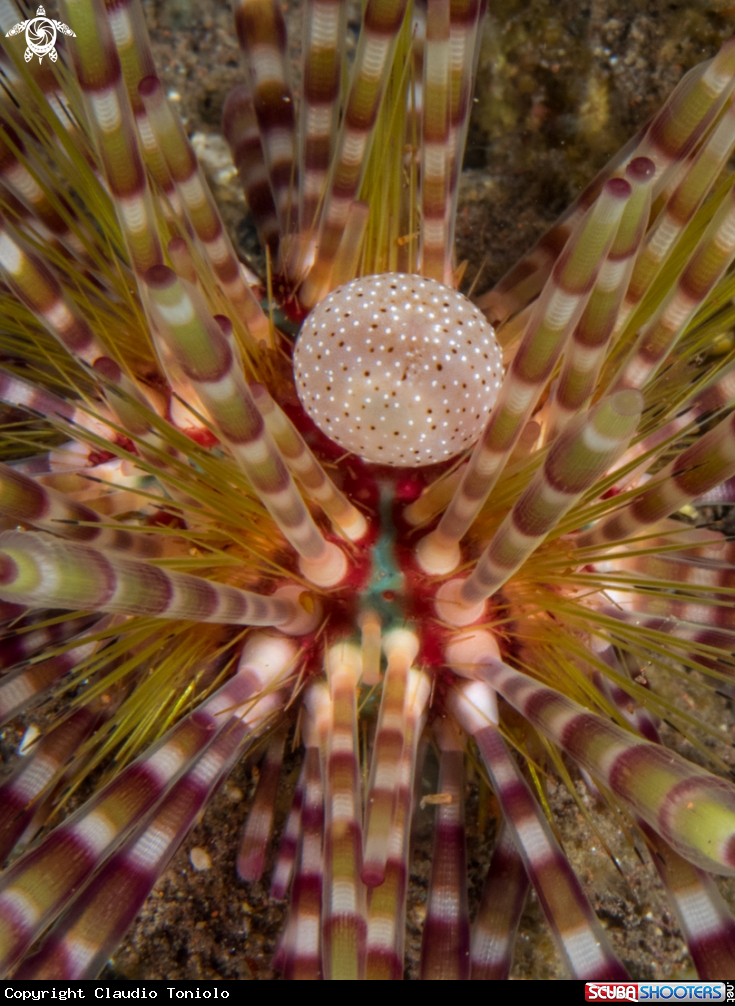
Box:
585, 985, 727, 1002
4, 5, 75, 63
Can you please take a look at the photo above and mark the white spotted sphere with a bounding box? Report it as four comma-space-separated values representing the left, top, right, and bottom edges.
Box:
294, 274, 503, 466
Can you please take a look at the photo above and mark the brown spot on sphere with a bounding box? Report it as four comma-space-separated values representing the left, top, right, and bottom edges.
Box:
294, 274, 503, 466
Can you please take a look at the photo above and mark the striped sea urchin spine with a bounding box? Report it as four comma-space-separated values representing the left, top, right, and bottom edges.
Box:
1, 0, 735, 982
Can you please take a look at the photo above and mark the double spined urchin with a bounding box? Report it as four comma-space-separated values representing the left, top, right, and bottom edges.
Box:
0, 0, 735, 981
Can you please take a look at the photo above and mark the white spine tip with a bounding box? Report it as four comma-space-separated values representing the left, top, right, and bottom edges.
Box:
445, 629, 499, 677
449, 678, 499, 731
415, 532, 461, 575
237, 633, 298, 690
407, 669, 432, 716
273, 585, 322, 636
303, 681, 332, 741
402, 502, 424, 528
382, 627, 420, 664
298, 541, 348, 587
435, 578, 487, 627
325, 640, 362, 680
342, 508, 369, 542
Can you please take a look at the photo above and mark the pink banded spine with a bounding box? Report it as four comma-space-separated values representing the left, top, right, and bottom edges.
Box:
11, 636, 293, 980
0, 368, 121, 449
144, 265, 347, 586
476, 659, 735, 876
478, 36, 735, 326
598, 591, 735, 658
549, 157, 655, 433
616, 178, 735, 392
470, 823, 529, 980
0, 613, 96, 673
282, 735, 324, 979
270, 759, 306, 901
0, 619, 106, 727
590, 655, 735, 978
136, 74, 270, 344
298, 0, 346, 235
233, 0, 298, 239
366, 669, 431, 979
599, 605, 735, 665
608, 366, 735, 498
0, 215, 107, 366
222, 86, 280, 256
250, 383, 367, 541
103, 0, 180, 219
0, 530, 306, 629
419, 0, 451, 283
0, 705, 105, 865
0, 461, 165, 556
0, 119, 85, 255
14, 718, 255, 979
641, 824, 735, 980
276, 687, 329, 977
437, 390, 642, 618
237, 725, 286, 881
590, 661, 661, 745
299, 0, 410, 307
599, 547, 735, 597
321, 643, 367, 980
0, 633, 295, 975
417, 178, 632, 575
359, 610, 382, 686
362, 629, 419, 887
61, 0, 163, 275
419, 718, 470, 980
615, 94, 735, 336
633, 40, 735, 189
605, 591, 735, 635
450, 679, 629, 980
444, 0, 484, 262
608, 404, 702, 495
0, 368, 77, 425
580, 409, 735, 547
0, 221, 172, 467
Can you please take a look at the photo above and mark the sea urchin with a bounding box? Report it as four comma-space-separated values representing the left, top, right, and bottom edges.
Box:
1, 0, 735, 983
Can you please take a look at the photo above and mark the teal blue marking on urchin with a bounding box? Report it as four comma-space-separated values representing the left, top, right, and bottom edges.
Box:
361, 482, 406, 632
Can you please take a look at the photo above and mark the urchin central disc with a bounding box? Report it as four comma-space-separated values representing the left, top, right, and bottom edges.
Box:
294, 273, 503, 466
